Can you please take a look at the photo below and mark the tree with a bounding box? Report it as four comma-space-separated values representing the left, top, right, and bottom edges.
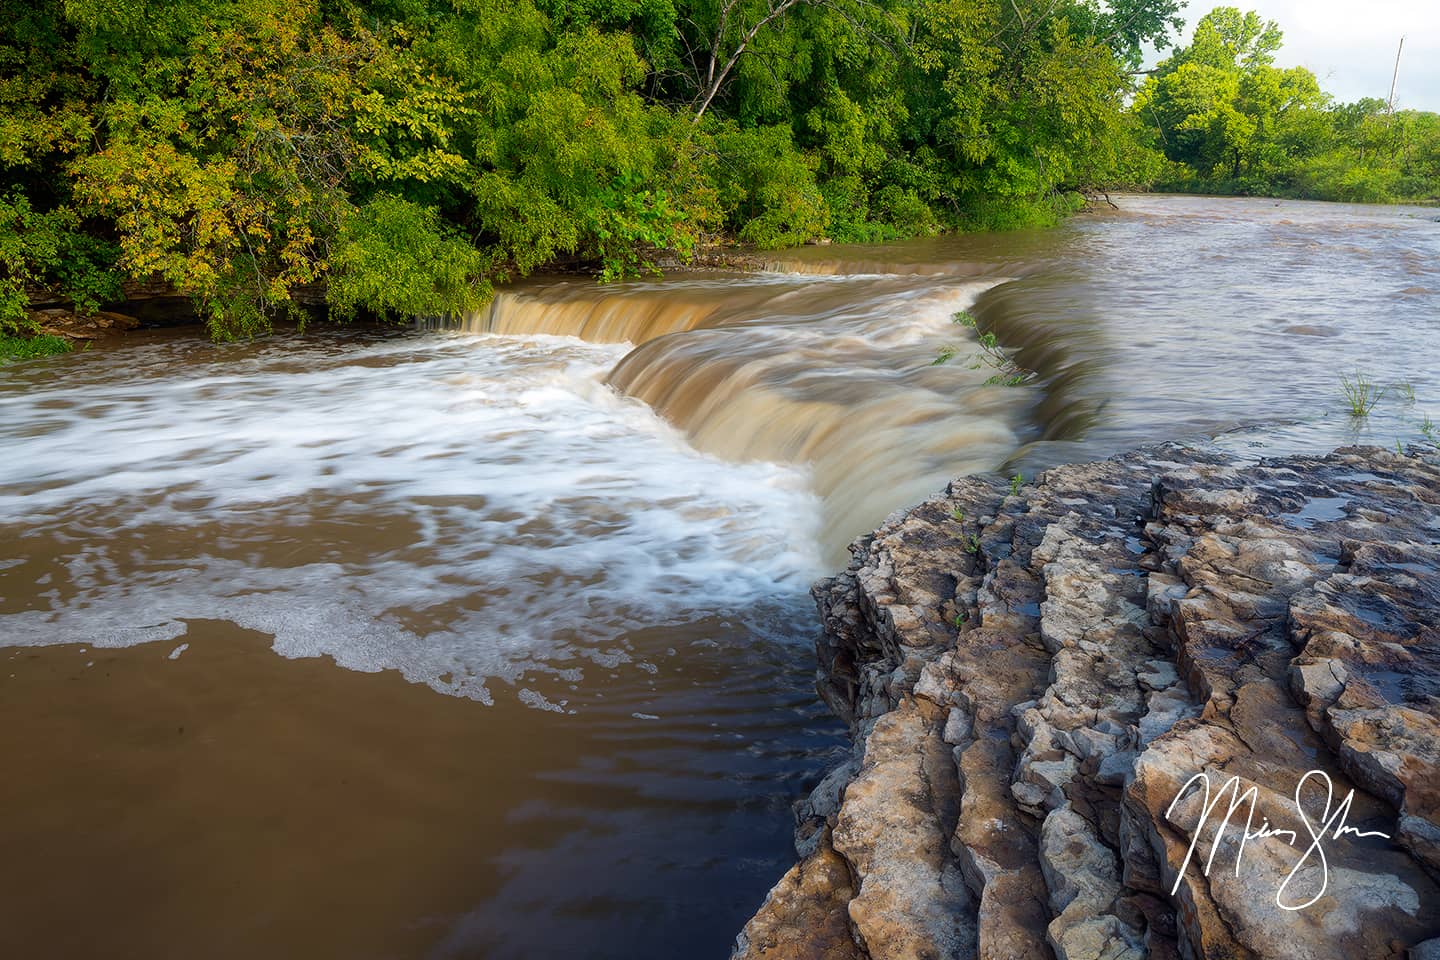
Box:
1170, 6, 1281, 73
1136, 7, 1326, 187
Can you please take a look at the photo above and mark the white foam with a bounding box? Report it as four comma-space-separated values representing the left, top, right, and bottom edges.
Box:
0, 332, 826, 702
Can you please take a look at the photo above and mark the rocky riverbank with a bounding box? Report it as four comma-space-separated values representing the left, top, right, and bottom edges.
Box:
735, 443, 1440, 960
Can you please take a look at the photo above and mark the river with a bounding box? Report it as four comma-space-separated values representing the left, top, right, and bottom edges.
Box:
1, 194, 1436, 958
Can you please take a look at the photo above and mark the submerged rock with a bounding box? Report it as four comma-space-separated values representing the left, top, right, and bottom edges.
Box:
734, 444, 1440, 960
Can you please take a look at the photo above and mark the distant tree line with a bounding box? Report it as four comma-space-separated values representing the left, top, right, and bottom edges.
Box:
0, 0, 1434, 342
1135, 8, 1440, 203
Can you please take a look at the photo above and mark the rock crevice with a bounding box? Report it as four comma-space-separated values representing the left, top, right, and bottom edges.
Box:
734, 444, 1440, 960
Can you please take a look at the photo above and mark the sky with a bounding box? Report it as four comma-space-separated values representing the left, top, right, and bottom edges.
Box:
1155, 0, 1440, 111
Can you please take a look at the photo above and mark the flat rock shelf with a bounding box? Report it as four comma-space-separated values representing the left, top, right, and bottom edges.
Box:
735, 443, 1440, 960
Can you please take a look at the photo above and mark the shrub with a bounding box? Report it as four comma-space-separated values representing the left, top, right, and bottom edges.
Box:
0, 333, 72, 362
329, 195, 495, 323
0, 193, 122, 335
709, 124, 829, 248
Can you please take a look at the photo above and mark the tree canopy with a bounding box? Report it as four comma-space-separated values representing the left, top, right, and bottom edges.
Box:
0, 1, 1435, 342
1134, 6, 1440, 202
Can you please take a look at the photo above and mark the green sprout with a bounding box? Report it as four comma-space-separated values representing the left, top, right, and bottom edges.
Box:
1341, 371, 1385, 417
968, 330, 1034, 385
985, 373, 1028, 386
1009, 473, 1024, 496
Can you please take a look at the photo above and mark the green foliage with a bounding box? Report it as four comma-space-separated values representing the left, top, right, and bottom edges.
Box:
1, 0, 1215, 337
972, 331, 1003, 363
1340, 371, 1384, 418
0, 192, 122, 332
5, 0, 1435, 345
969, 329, 1034, 384
1009, 473, 1024, 496
707, 123, 829, 249
329, 195, 494, 322
584, 175, 697, 281
873, 185, 940, 238
69, 0, 364, 339
960, 193, 1087, 232
1170, 7, 1281, 72
1136, 7, 1440, 202
0, 332, 71, 361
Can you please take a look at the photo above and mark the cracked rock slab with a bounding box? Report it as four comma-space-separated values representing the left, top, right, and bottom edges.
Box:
737, 445, 1440, 960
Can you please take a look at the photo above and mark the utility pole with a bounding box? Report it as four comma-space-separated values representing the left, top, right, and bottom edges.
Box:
1387, 35, 1405, 116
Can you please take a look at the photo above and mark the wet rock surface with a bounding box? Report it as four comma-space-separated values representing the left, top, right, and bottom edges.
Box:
29, 307, 141, 341
735, 444, 1440, 960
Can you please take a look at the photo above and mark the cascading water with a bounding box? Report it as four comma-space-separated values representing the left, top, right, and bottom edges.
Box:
2, 194, 1437, 959
462, 281, 740, 341
467, 273, 1048, 558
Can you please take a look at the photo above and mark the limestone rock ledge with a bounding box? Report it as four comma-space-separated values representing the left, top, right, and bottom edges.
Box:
734, 444, 1440, 960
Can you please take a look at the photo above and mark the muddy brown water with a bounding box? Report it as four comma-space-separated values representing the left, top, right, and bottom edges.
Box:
2, 194, 1438, 958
